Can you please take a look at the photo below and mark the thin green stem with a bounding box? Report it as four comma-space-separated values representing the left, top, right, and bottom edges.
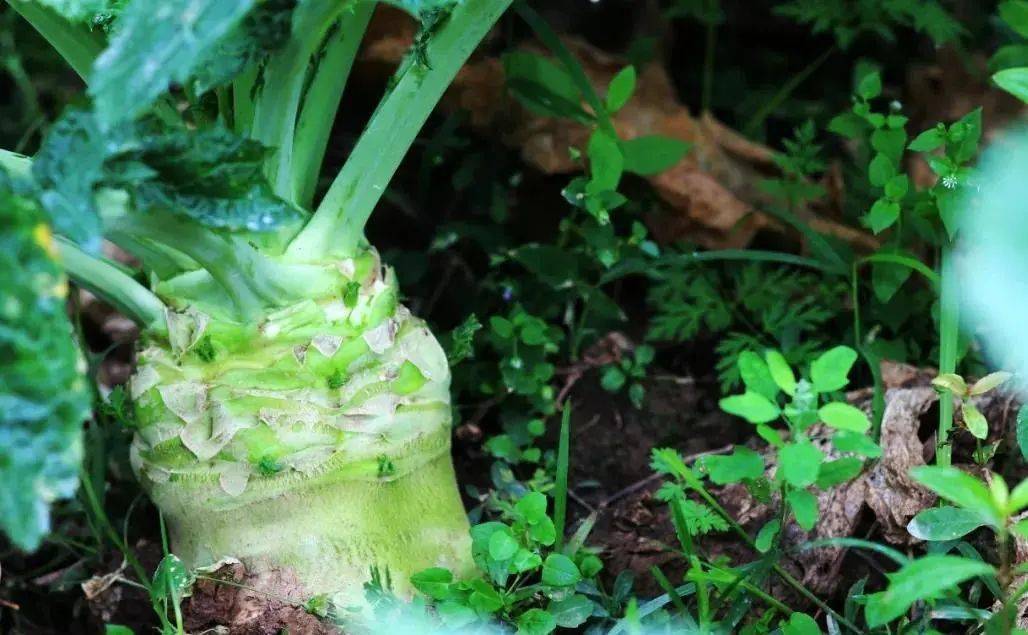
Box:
744, 45, 835, 137
5, 0, 104, 79
936, 247, 959, 466
56, 238, 168, 334
291, 2, 376, 208
289, 0, 513, 260
553, 405, 571, 552
514, 1, 616, 138
251, 0, 346, 202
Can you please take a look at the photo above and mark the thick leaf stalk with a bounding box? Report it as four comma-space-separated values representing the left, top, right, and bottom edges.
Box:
129, 247, 472, 605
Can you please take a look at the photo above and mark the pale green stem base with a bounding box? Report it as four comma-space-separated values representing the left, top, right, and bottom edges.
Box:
150, 449, 472, 608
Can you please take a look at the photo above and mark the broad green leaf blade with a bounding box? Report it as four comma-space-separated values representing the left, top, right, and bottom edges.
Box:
909, 466, 1003, 527
190, 0, 297, 94
969, 371, 1012, 396
1019, 405, 1028, 461
152, 553, 193, 601
810, 346, 857, 393
765, 350, 797, 396
605, 65, 636, 113
864, 555, 994, 626
89, 0, 257, 126
816, 457, 863, 489
541, 553, 581, 587
993, 67, 1028, 104
503, 51, 591, 121
703, 447, 764, 485
30, 110, 110, 252
0, 187, 89, 550
779, 441, 823, 488
817, 402, 870, 433
548, 594, 593, 628
738, 351, 779, 400
907, 506, 988, 541
787, 488, 819, 531
621, 135, 691, 176
961, 402, 988, 439
719, 391, 781, 424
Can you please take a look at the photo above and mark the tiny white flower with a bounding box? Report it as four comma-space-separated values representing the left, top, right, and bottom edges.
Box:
942, 175, 958, 189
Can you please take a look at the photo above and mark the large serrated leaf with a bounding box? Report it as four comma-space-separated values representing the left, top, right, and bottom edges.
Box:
89, 0, 257, 126
191, 0, 298, 94
0, 186, 90, 551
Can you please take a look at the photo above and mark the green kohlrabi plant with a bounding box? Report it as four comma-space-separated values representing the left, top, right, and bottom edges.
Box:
0, 0, 512, 610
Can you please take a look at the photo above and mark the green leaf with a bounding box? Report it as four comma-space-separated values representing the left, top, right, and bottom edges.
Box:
503, 51, 591, 121
908, 127, 946, 152
864, 556, 994, 626
548, 594, 594, 628
515, 491, 548, 525
755, 519, 781, 553
0, 188, 90, 551
870, 127, 907, 164
30, 109, 109, 252
832, 430, 882, 458
969, 371, 1012, 396
601, 366, 627, 392
779, 441, 823, 488
787, 488, 819, 531
782, 611, 821, 635
962, 402, 989, 440
866, 198, 900, 234
605, 65, 636, 113
467, 579, 504, 613
410, 567, 455, 600
542, 553, 582, 587
621, 135, 691, 175
488, 527, 518, 561
817, 402, 870, 433
437, 600, 477, 628
719, 391, 781, 424
765, 350, 797, 396
738, 351, 780, 400
909, 466, 1003, 527
704, 447, 764, 485
190, 0, 297, 94
931, 373, 968, 397
828, 112, 866, 139
104, 626, 135, 635
1017, 405, 1028, 461
444, 314, 481, 365
857, 71, 882, 100
151, 554, 193, 602
89, 0, 257, 126
906, 506, 988, 541
816, 457, 864, 489
28, 0, 113, 21
517, 608, 557, 635
883, 174, 909, 200
810, 346, 858, 393
868, 153, 895, 187
587, 129, 624, 193
1001, 0, 1028, 37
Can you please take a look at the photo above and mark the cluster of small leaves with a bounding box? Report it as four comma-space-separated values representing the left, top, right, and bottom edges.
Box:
760, 120, 826, 210
503, 51, 690, 225
860, 463, 1028, 631
647, 261, 843, 392
599, 344, 654, 409
830, 70, 981, 239
410, 492, 604, 634
774, 0, 964, 49
717, 347, 878, 534
930, 371, 1012, 463
0, 183, 90, 550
